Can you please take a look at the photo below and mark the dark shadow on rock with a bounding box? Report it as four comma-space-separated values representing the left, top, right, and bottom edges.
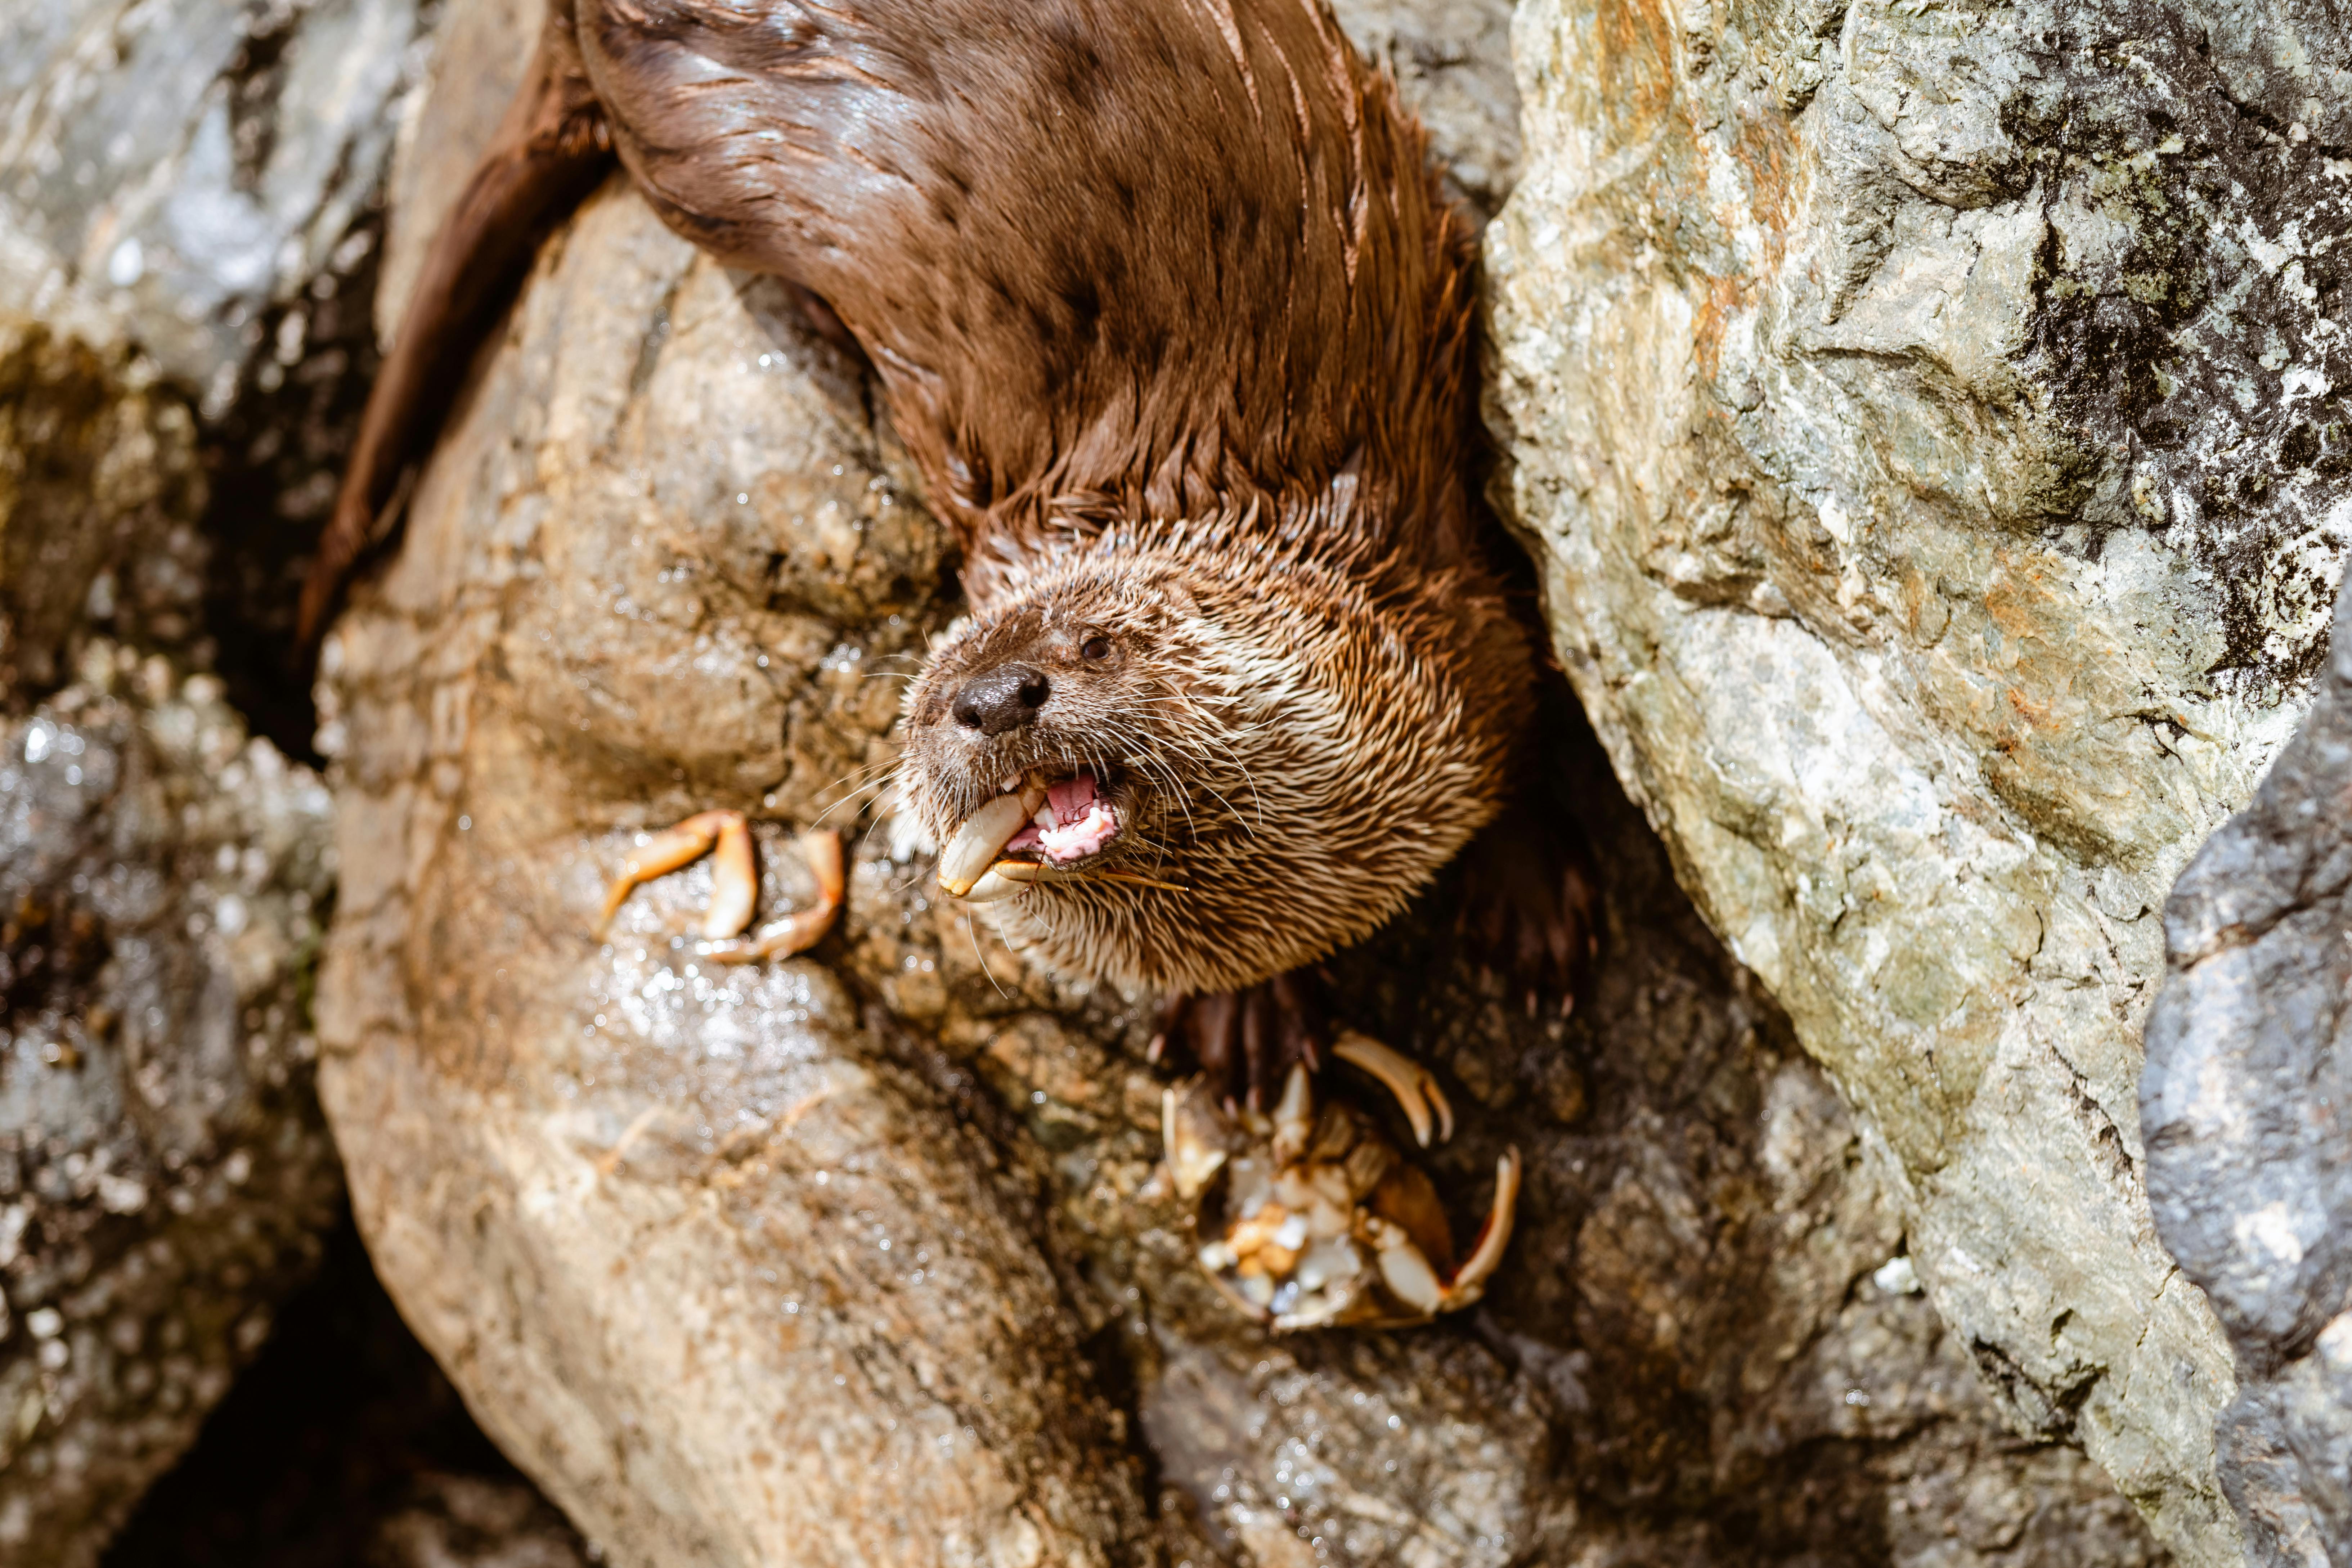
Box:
103, 1213, 587, 1568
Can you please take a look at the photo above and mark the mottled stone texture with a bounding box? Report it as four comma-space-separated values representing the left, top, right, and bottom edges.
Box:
309, 0, 2172, 1559
0, 666, 340, 1566
0, 0, 427, 410
0, 319, 343, 1567
1484, 0, 2352, 1553
2145, 574, 2352, 1568
0, 322, 208, 704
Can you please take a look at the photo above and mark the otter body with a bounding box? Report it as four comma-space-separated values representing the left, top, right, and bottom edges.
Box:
314, 0, 1564, 1081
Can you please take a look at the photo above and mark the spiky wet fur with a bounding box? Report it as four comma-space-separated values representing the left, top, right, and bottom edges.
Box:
315, 0, 1541, 994
900, 512, 1529, 996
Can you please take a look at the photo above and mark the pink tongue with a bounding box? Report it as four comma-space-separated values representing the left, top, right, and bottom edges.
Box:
1000, 774, 1118, 863
1047, 775, 1098, 821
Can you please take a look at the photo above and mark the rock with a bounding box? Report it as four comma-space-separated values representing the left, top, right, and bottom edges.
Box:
1483, 0, 2352, 1552
0, 320, 208, 704
1325, 0, 1523, 218
313, 179, 1161, 1564
2145, 574, 2352, 1566
0, 652, 340, 1564
369, 1473, 593, 1568
0, 0, 428, 412
313, 0, 2174, 1557
0, 313, 343, 1567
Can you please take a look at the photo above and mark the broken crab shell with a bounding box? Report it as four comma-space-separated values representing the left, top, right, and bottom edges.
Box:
1162, 1061, 1519, 1331
938, 782, 1049, 896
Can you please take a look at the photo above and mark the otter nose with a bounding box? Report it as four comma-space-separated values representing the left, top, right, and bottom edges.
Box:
951, 664, 1050, 736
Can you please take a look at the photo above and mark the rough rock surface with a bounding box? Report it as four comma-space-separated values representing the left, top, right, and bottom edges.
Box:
1482, 0, 2352, 1552
2145, 574, 2352, 1567
0, 0, 429, 412
312, 0, 2173, 1558
0, 317, 344, 1567
0, 320, 208, 705
0, 664, 341, 1564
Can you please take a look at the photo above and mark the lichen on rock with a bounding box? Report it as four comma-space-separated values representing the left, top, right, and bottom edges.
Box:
1485, 0, 2352, 1554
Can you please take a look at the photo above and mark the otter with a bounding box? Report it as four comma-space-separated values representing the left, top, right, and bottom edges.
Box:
304, 0, 1592, 1104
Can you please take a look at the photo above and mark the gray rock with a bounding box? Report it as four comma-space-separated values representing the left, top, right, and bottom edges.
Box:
0, 262, 344, 1568
0, 653, 340, 1564
2145, 572, 2352, 1567
1485, 0, 2352, 1553
311, 0, 2175, 1558
0, 0, 428, 410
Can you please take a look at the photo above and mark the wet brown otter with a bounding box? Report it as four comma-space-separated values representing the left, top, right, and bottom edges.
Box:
305, 0, 1590, 1101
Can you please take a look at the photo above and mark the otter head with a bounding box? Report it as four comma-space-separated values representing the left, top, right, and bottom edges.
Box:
897, 529, 1526, 996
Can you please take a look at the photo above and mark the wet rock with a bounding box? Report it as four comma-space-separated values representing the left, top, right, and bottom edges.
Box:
0, 320, 208, 704
0, 0, 430, 412
314, 179, 1158, 1564
314, 0, 2176, 1557
1481, 0, 2352, 1553
2145, 575, 2352, 1567
369, 1473, 591, 1568
0, 650, 340, 1565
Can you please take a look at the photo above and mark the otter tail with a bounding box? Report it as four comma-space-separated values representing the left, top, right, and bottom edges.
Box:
297, 6, 613, 646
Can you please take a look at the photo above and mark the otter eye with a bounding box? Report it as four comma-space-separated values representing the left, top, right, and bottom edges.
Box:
1080, 636, 1112, 661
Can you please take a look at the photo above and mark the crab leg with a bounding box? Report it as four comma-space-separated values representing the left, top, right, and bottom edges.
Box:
1331, 1031, 1454, 1148
1270, 1062, 1315, 1165
1437, 1148, 1522, 1311
597, 809, 757, 936
704, 831, 844, 965
1161, 1082, 1232, 1201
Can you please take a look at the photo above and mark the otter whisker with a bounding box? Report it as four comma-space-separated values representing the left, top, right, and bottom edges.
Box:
962, 911, 1014, 1002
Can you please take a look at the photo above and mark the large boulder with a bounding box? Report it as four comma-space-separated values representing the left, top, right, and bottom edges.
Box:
2145, 572, 2352, 1565
311, 0, 2173, 1560
1485, 0, 2352, 1555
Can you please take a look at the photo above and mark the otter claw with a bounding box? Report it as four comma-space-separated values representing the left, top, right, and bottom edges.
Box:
1331, 1030, 1454, 1147
598, 815, 841, 960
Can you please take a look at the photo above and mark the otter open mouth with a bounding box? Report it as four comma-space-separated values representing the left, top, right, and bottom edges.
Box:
939, 768, 1126, 902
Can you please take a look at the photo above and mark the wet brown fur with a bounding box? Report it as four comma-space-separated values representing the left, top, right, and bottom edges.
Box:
310, 0, 1538, 997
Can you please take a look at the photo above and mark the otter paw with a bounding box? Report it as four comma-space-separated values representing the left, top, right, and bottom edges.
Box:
597, 814, 842, 962
1150, 972, 1329, 1114
1456, 799, 1601, 1019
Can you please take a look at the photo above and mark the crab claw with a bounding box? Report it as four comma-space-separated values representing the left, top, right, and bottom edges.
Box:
1162, 1082, 1235, 1201
704, 830, 844, 964
1332, 1031, 1454, 1147
1443, 1147, 1521, 1311
598, 816, 841, 962
598, 810, 757, 937
1361, 1146, 1520, 1317
1270, 1062, 1315, 1165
